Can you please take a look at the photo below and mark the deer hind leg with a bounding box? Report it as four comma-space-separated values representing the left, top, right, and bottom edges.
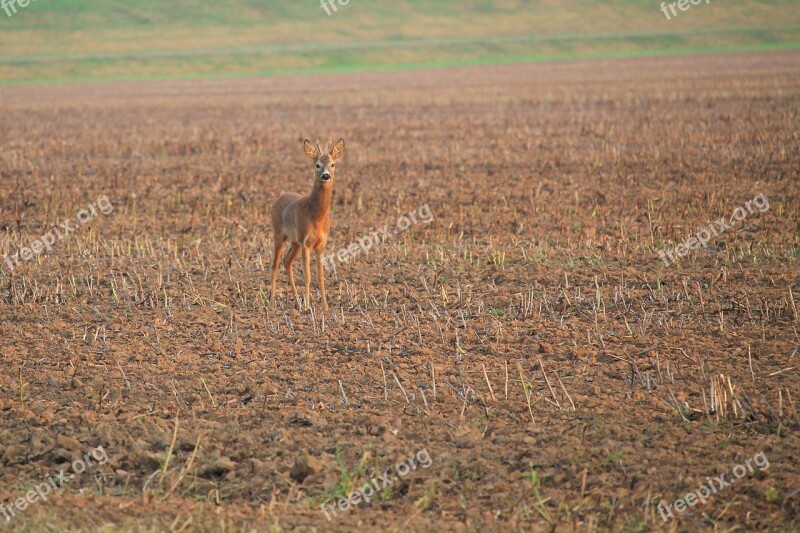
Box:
302, 245, 312, 310
315, 249, 328, 312
269, 237, 286, 307
284, 242, 301, 308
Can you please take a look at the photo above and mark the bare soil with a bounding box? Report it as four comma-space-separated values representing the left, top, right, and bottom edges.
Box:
0, 51, 799, 532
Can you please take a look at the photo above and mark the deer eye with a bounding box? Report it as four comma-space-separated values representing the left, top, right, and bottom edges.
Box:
331, 164, 335, 168
316, 164, 321, 169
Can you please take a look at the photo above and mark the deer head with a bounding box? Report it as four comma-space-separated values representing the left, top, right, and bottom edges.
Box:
303, 138, 345, 184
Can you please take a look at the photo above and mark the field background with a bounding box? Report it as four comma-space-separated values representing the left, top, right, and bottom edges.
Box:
2, 1, 800, 532
1, 51, 799, 531
1, 0, 799, 84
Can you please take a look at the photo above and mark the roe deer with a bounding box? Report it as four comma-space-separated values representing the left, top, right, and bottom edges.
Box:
270, 138, 345, 311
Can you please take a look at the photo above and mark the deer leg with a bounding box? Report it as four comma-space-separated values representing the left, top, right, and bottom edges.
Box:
302, 245, 312, 310
316, 249, 328, 312
269, 238, 286, 307
284, 243, 301, 308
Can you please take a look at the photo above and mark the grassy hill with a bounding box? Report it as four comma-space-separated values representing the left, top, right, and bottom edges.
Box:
0, 0, 798, 84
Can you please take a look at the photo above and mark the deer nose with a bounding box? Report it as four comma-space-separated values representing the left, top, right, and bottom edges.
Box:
320, 173, 331, 181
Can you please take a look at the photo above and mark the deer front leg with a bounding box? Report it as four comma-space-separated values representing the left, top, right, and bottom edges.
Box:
284, 243, 301, 309
316, 249, 328, 312
302, 245, 312, 310
270, 239, 286, 307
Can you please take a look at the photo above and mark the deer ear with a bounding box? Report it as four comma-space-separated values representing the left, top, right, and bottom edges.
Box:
303, 139, 318, 159
330, 138, 345, 160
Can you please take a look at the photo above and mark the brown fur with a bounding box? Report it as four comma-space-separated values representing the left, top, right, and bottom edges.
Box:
270, 139, 345, 311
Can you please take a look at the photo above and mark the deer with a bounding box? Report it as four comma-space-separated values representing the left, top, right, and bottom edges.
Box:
270, 138, 345, 312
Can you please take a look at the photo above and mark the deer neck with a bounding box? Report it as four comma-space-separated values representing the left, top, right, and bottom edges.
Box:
308, 180, 332, 221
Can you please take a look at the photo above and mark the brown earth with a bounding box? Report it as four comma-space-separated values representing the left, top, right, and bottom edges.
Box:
0, 51, 799, 532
